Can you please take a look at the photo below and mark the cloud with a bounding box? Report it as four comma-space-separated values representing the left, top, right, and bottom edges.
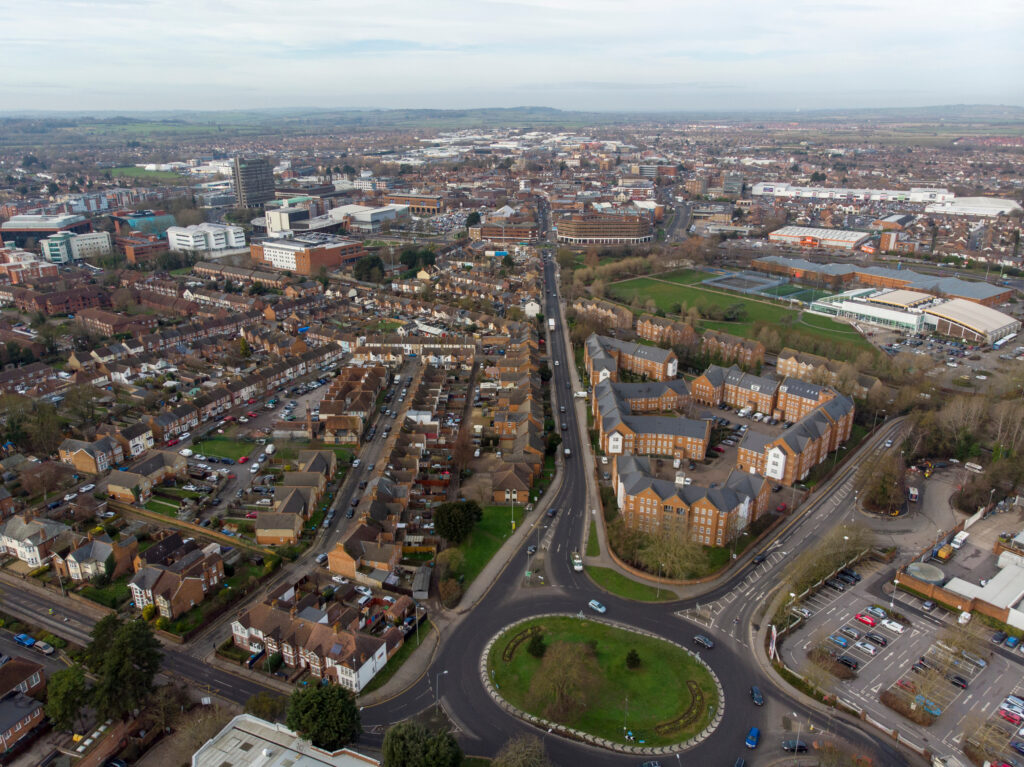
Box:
0, 0, 1021, 110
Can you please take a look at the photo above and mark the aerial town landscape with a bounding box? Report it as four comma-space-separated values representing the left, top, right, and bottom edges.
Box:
0, 4, 1023, 767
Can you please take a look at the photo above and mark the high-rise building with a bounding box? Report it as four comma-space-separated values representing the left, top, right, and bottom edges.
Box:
232, 157, 275, 208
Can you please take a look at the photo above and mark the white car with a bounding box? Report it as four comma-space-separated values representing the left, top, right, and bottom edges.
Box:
182, 484, 198, 491
79, 483, 95, 493
554, 360, 560, 366
884, 439, 893, 448
352, 459, 361, 468
332, 576, 349, 585
179, 448, 193, 457
195, 454, 207, 461
181, 432, 190, 440
881, 619, 905, 634
239, 417, 249, 423
854, 641, 878, 656
587, 599, 607, 614
355, 585, 372, 597
250, 465, 260, 474
63, 492, 78, 502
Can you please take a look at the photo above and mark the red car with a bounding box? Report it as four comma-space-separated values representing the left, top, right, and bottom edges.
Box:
895, 679, 916, 693
247, 398, 256, 404
1000, 708, 1022, 725
166, 438, 179, 447
227, 473, 236, 479
776, 503, 788, 513
712, 446, 725, 453
245, 512, 258, 519
247, 411, 258, 418
238, 456, 249, 464
854, 613, 876, 627
223, 415, 236, 422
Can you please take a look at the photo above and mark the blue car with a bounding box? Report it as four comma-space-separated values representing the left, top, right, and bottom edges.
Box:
1007, 636, 1021, 649
745, 726, 760, 749
13, 634, 34, 648
829, 634, 849, 648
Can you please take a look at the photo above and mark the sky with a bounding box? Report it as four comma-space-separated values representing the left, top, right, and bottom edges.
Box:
2, 0, 1023, 112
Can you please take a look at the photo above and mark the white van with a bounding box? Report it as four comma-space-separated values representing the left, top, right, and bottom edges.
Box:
738, 406, 752, 418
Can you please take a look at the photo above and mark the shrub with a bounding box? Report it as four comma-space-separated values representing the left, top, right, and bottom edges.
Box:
141, 604, 156, 621
879, 688, 936, 726
626, 649, 641, 669
267, 652, 283, 673
527, 633, 546, 658
154, 617, 169, 631
438, 578, 463, 608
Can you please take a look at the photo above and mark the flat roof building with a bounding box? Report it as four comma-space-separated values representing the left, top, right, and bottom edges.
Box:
923, 299, 1021, 344
0, 213, 91, 247
233, 157, 275, 209
192, 714, 379, 767
768, 226, 871, 250
251, 234, 365, 276
556, 212, 652, 245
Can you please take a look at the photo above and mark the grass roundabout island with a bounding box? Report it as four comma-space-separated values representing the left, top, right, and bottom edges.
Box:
485, 615, 720, 748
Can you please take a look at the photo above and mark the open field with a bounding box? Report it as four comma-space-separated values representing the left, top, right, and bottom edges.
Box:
108, 165, 188, 182
607, 276, 874, 353
488, 616, 718, 746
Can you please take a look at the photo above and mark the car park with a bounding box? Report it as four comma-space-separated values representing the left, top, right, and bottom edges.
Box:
837, 655, 859, 670
865, 606, 887, 619
829, 634, 849, 648
839, 626, 862, 640
947, 674, 968, 689
864, 632, 888, 647
824, 578, 845, 592
794, 607, 813, 618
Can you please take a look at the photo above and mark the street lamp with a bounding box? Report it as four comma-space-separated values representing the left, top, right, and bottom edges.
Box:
656, 562, 665, 600
793, 711, 802, 760
890, 578, 900, 610
435, 669, 448, 711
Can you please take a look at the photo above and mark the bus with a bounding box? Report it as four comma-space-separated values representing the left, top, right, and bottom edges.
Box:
994, 332, 1017, 349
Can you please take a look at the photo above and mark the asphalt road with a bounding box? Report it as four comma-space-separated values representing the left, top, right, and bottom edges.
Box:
357, 258, 917, 765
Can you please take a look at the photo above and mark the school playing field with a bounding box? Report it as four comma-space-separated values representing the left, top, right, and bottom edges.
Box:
607, 271, 872, 352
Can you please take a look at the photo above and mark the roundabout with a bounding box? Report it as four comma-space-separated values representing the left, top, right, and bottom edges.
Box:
481, 614, 722, 753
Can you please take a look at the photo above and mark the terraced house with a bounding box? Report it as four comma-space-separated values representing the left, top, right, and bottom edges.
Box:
584, 334, 678, 383
736, 395, 855, 486
594, 379, 708, 460
231, 586, 393, 692
614, 455, 771, 546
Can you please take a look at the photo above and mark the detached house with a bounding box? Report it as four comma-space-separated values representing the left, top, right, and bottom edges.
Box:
58, 436, 124, 474
55, 533, 137, 582
0, 514, 70, 567
128, 542, 225, 619
96, 422, 155, 459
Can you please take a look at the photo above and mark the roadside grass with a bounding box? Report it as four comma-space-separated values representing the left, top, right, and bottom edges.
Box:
191, 438, 254, 460
584, 566, 673, 602
487, 616, 718, 746
803, 423, 870, 489
455, 505, 524, 585
586, 520, 600, 557
361, 619, 432, 695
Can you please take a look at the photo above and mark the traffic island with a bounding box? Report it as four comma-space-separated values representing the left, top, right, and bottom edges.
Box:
480, 614, 723, 755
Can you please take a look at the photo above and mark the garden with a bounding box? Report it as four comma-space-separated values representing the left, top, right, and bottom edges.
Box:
487, 615, 718, 747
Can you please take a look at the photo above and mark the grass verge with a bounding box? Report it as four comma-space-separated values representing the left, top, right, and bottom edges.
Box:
455, 506, 524, 585
191, 437, 255, 460
585, 566, 673, 602
360, 620, 432, 695
586, 520, 600, 557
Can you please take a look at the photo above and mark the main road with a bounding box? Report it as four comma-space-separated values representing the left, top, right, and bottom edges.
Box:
359, 258, 917, 765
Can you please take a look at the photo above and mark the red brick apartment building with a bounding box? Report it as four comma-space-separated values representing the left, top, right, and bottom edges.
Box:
584, 334, 678, 383
701, 330, 765, 368
636, 315, 698, 348
735, 395, 855, 486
